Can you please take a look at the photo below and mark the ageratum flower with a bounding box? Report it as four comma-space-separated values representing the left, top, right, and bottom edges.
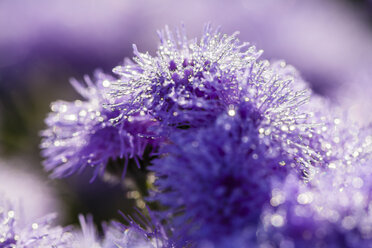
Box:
40, 71, 159, 181
258, 125, 372, 248
110, 25, 321, 172
150, 107, 293, 246
0, 196, 71, 248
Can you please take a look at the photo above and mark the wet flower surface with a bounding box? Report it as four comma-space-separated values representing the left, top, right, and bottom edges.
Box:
40, 71, 159, 181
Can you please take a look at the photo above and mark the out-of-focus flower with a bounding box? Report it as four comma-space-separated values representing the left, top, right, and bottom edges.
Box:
258, 124, 372, 247
295, 101, 372, 179
0, 159, 61, 223
0, 196, 108, 248
259, 167, 372, 247
40, 71, 158, 181
0, 195, 71, 248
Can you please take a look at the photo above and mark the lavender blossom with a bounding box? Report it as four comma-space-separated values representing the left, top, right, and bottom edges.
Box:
40, 71, 158, 181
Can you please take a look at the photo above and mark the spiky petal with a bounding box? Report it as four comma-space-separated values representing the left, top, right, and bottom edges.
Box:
40, 71, 158, 181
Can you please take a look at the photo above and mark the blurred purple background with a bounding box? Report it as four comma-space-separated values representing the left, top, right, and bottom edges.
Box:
1, 0, 372, 226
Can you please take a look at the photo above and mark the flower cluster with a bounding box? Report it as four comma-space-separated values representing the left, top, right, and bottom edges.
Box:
38, 25, 372, 247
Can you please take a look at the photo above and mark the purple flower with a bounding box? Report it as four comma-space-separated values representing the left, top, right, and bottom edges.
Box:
40, 71, 159, 181
0, 196, 71, 248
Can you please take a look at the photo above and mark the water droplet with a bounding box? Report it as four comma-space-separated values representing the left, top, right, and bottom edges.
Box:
297, 192, 313, 204
59, 104, 68, 113
271, 214, 284, 227
328, 163, 336, 169
32, 223, 39, 230
281, 125, 288, 132
352, 177, 364, 189
79, 110, 87, 117
279, 161, 286, 166
64, 114, 77, 121
8, 211, 15, 218
342, 216, 356, 230
102, 80, 110, 87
